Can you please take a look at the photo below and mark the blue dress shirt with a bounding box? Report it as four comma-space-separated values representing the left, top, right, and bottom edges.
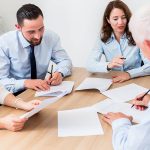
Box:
112, 117, 150, 150
0, 30, 72, 93
86, 33, 150, 78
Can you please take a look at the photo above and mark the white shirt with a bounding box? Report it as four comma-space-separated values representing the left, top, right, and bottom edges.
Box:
0, 84, 10, 104
112, 118, 150, 150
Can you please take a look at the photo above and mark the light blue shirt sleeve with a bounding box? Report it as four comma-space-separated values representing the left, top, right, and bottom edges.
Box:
127, 49, 150, 78
51, 34, 72, 76
112, 118, 150, 150
0, 46, 25, 93
86, 39, 109, 73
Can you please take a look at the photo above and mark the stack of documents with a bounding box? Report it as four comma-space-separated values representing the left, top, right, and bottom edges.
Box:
92, 98, 150, 123
102, 83, 149, 102
75, 77, 112, 92
35, 81, 74, 97
58, 107, 104, 137
20, 92, 67, 119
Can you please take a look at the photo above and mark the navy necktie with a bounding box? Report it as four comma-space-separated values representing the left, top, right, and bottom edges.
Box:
30, 45, 37, 79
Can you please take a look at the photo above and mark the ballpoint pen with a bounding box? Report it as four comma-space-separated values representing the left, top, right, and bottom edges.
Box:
50, 64, 53, 79
48, 65, 53, 78
47, 64, 54, 85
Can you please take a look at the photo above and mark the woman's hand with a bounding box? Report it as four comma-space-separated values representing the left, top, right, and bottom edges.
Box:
108, 56, 125, 69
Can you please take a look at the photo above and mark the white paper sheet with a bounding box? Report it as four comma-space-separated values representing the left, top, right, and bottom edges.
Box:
58, 107, 104, 137
75, 77, 112, 92
35, 81, 74, 97
102, 83, 149, 102
92, 99, 150, 123
20, 92, 67, 119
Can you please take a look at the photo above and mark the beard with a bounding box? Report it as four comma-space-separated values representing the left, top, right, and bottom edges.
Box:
27, 37, 43, 46
21, 32, 43, 46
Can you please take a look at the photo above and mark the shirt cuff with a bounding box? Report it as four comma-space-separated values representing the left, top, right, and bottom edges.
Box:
127, 69, 143, 78
0, 87, 10, 104
15, 79, 25, 92
55, 68, 71, 77
112, 118, 132, 130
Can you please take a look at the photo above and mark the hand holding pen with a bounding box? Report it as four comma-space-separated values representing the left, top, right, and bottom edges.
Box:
47, 64, 63, 85
131, 89, 150, 110
107, 56, 126, 69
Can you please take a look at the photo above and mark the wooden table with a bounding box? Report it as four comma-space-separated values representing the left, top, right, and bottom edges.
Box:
0, 67, 150, 150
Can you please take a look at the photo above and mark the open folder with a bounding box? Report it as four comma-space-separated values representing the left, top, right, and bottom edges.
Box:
20, 92, 67, 119
75, 77, 112, 92
35, 81, 74, 97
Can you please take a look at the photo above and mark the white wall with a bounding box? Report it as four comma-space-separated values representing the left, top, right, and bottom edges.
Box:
0, 0, 150, 67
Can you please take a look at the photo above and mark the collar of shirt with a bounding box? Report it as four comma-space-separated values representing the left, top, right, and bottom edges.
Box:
18, 31, 30, 48
106, 32, 126, 44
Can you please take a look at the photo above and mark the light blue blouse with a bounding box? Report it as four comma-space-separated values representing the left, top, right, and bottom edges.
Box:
86, 33, 150, 77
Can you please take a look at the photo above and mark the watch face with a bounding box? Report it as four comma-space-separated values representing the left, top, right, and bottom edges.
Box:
59, 72, 64, 77
61, 73, 64, 77
107, 66, 111, 71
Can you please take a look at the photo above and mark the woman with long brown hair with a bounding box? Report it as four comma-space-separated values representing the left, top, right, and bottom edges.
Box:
86, 0, 150, 82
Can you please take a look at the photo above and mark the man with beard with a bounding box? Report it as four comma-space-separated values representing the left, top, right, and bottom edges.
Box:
0, 4, 72, 95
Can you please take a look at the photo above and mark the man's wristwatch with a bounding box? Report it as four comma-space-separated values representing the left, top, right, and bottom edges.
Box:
59, 72, 64, 77
107, 65, 112, 71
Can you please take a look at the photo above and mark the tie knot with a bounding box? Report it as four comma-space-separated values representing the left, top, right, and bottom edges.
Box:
30, 45, 34, 51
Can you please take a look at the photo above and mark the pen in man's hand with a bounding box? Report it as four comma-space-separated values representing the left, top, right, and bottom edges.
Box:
47, 64, 53, 85
131, 89, 150, 108
50, 64, 53, 79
